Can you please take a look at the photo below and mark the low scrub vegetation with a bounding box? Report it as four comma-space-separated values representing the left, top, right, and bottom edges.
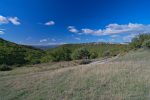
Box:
142, 39, 150, 48
130, 34, 150, 49
0, 64, 12, 71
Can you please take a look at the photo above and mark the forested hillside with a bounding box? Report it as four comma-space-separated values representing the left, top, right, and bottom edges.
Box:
0, 38, 130, 70
0, 38, 45, 66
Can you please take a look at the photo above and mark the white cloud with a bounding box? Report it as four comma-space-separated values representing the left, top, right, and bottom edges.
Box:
48, 42, 67, 45
68, 26, 79, 33
8, 17, 21, 25
110, 35, 119, 38
0, 30, 4, 34
98, 39, 105, 41
40, 39, 48, 42
0, 29, 5, 34
123, 34, 138, 42
75, 37, 81, 40
0, 15, 21, 25
81, 29, 94, 34
26, 36, 32, 40
68, 23, 150, 36
51, 38, 56, 41
45, 21, 55, 26
0, 15, 8, 24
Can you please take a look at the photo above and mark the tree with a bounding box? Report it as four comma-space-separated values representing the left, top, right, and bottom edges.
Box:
51, 47, 71, 61
71, 48, 90, 60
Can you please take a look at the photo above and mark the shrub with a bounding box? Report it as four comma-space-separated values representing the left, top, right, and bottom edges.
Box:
142, 40, 150, 49
40, 55, 53, 63
0, 64, 12, 71
90, 52, 98, 59
71, 48, 90, 60
31, 59, 41, 65
51, 47, 71, 61
103, 50, 111, 57
130, 34, 150, 49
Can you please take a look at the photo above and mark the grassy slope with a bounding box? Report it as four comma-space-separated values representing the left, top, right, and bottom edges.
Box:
0, 49, 150, 100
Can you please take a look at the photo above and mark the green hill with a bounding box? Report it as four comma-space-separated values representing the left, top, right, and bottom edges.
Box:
0, 38, 45, 66
0, 38, 130, 66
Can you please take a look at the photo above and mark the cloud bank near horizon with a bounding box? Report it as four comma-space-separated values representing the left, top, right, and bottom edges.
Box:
68, 23, 150, 36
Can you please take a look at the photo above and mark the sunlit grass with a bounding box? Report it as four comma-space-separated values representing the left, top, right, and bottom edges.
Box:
0, 49, 150, 100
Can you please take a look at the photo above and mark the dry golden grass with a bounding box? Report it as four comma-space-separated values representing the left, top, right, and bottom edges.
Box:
0, 49, 150, 100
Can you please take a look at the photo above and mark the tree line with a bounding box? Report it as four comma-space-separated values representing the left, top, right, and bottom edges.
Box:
0, 33, 150, 71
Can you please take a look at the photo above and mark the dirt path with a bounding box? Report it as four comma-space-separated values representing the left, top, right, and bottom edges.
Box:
89, 56, 119, 65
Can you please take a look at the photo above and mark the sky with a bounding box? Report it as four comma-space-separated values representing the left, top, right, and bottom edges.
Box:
0, 0, 150, 45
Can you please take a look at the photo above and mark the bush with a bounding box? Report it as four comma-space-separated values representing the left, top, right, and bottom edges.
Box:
0, 64, 12, 71
31, 59, 41, 65
40, 55, 53, 63
90, 52, 98, 59
142, 40, 150, 48
71, 48, 90, 60
51, 47, 71, 61
103, 50, 111, 57
130, 34, 150, 49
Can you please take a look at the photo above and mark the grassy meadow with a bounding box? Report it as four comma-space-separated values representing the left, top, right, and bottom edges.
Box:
0, 49, 150, 100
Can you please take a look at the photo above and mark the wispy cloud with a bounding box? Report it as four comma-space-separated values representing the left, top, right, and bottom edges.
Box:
68, 23, 150, 36
0, 29, 5, 35
75, 37, 81, 40
0, 15, 21, 25
40, 39, 48, 42
0, 15, 8, 24
8, 17, 21, 25
123, 34, 138, 42
0, 30, 4, 34
98, 38, 105, 42
51, 38, 56, 41
48, 42, 67, 45
26, 36, 32, 40
110, 35, 119, 38
68, 26, 79, 33
45, 21, 55, 26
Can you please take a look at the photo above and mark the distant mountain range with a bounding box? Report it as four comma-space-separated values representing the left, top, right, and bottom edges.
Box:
31, 42, 129, 50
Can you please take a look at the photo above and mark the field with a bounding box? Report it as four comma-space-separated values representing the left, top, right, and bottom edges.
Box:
0, 49, 150, 100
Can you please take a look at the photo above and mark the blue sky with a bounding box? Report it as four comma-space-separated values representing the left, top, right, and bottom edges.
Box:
0, 0, 150, 45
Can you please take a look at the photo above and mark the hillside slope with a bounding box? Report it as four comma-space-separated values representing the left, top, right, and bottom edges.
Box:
0, 49, 149, 100
0, 38, 44, 65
